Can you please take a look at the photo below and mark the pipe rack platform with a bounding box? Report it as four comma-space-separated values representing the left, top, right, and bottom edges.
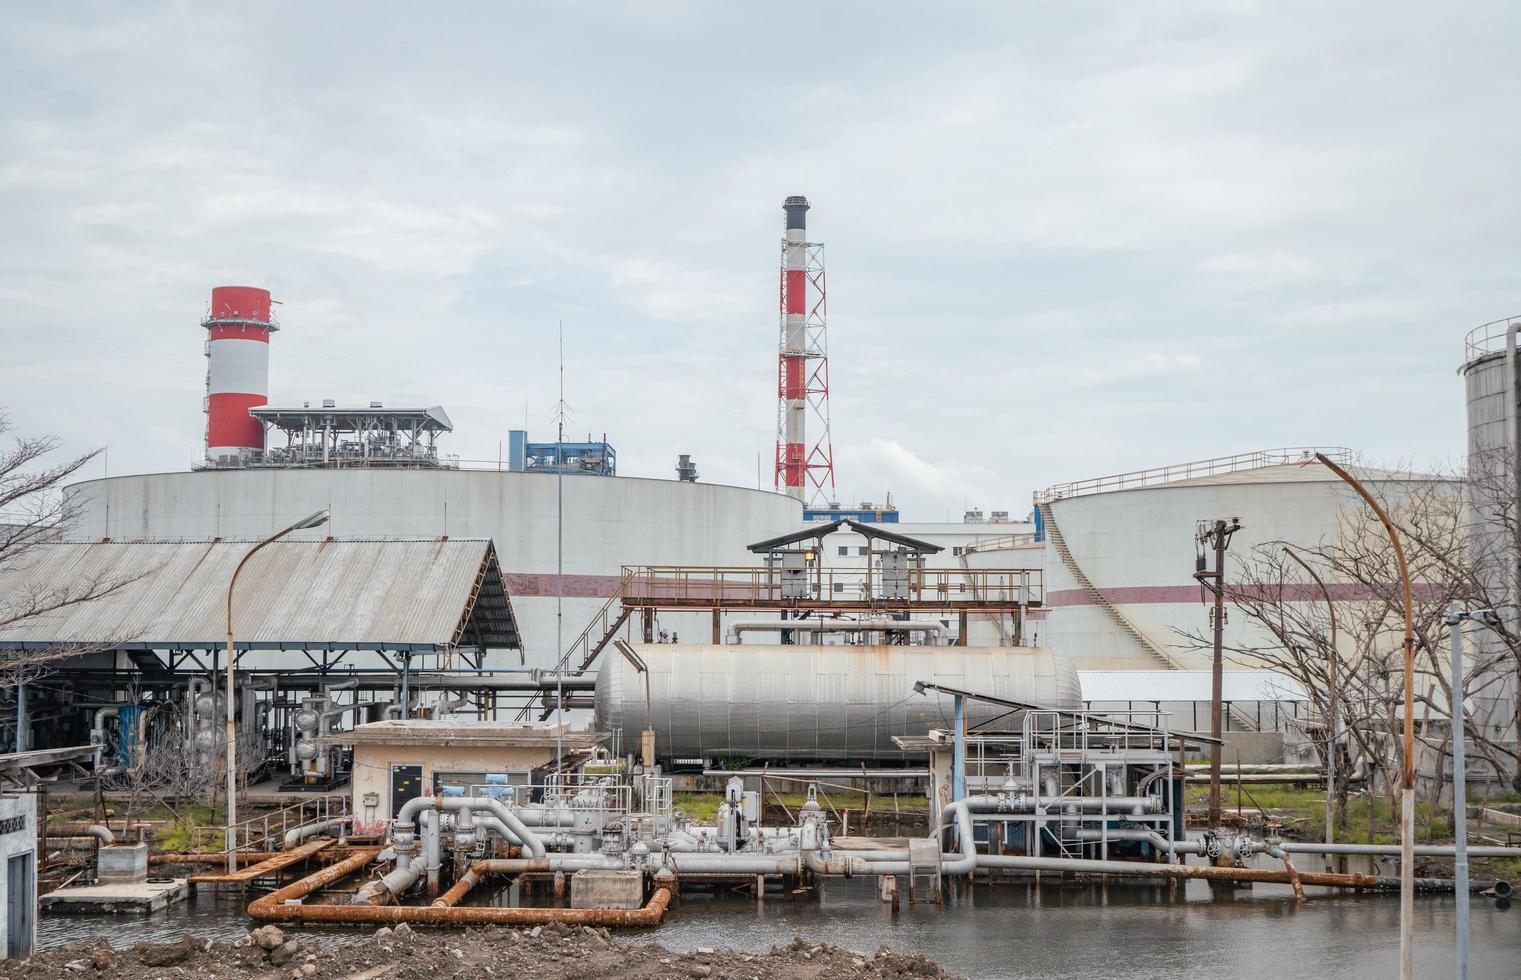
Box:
189, 838, 336, 885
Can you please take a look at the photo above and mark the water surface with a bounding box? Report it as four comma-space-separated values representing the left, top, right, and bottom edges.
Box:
38, 878, 1517, 978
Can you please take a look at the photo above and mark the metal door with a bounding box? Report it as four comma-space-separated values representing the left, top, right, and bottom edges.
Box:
390, 765, 423, 818
6, 852, 33, 960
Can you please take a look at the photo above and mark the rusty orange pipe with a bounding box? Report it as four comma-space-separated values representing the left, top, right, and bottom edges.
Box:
980, 854, 1382, 890
431, 867, 484, 908
152, 852, 283, 865
429, 857, 563, 909
252, 883, 672, 927
154, 849, 356, 866
246, 847, 381, 914
248, 852, 671, 927
1279, 852, 1306, 902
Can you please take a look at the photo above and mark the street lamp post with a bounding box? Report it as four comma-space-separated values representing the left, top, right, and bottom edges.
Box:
224, 510, 328, 873
1311, 453, 1415, 980
1445, 603, 1494, 980
1283, 546, 1339, 857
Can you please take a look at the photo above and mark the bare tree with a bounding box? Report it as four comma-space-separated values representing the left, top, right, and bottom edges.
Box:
1179, 543, 1419, 831
1178, 462, 1521, 807
107, 704, 217, 841
0, 410, 142, 688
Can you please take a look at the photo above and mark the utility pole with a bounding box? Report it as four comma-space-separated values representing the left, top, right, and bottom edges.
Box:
1194, 517, 1242, 830
1446, 603, 1495, 980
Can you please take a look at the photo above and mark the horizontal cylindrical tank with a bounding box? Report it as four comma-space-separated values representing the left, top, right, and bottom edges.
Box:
594, 644, 1081, 762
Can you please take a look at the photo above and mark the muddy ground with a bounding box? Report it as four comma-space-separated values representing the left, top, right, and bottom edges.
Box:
3, 921, 955, 979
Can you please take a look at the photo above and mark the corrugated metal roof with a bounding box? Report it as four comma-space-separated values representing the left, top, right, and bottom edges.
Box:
0, 538, 519, 651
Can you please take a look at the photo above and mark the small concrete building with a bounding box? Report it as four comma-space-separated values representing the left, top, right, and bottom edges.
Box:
317, 720, 603, 834
0, 793, 36, 960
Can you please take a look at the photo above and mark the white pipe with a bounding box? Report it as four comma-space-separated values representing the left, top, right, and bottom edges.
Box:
1279, 842, 1521, 859
513, 809, 578, 828
356, 861, 422, 905
90, 707, 119, 746
422, 809, 441, 894
806, 797, 980, 878
396, 796, 546, 860
384, 696, 420, 720
935, 800, 978, 875
961, 793, 1162, 816
669, 853, 800, 875
1072, 829, 1205, 854
282, 818, 347, 849
473, 815, 521, 845
84, 825, 114, 845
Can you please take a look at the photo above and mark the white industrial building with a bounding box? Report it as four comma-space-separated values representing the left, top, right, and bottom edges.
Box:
64, 468, 800, 671
0, 793, 35, 960
812, 519, 1043, 647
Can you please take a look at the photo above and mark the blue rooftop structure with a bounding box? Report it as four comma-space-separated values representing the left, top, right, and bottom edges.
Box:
507, 430, 616, 476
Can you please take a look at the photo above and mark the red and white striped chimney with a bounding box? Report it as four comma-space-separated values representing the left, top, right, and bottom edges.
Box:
203, 285, 277, 464
778, 196, 810, 498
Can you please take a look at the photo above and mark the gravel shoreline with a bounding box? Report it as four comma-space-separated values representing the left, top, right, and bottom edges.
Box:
2, 920, 956, 979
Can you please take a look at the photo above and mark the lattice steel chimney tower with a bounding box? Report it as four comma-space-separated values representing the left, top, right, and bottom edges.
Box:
774, 195, 835, 504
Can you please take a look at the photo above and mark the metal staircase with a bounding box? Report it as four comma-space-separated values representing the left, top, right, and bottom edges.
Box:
955, 551, 1014, 645
514, 573, 634, 722
1037, 502, 1257, 732
1037, 501, 1182, 671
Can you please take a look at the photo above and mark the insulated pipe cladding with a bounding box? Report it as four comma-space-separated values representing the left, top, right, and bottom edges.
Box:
594, 644, 1081, 761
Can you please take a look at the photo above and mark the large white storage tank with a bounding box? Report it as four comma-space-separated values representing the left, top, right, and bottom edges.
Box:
1459, 317, 1520, 753
63, 469, 801, 668
1037, 450, 1444, 671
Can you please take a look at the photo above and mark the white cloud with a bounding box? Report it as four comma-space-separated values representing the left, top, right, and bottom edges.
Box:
0, 1, 1515, 522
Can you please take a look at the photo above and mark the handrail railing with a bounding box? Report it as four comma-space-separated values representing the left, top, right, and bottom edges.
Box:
1034, 447, 1354, 503
193, 793, 349, 856
619, 564, 1042, 607
1463, 316, 1521, 363
954, 533, 1029, 556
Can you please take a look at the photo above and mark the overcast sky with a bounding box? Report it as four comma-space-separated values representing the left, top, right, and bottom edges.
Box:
2, 2, 1517, 520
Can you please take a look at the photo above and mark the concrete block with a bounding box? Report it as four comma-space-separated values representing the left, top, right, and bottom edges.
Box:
97, 843, 148, 884
570, 869, 643, 910
40, 878, 188, 914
